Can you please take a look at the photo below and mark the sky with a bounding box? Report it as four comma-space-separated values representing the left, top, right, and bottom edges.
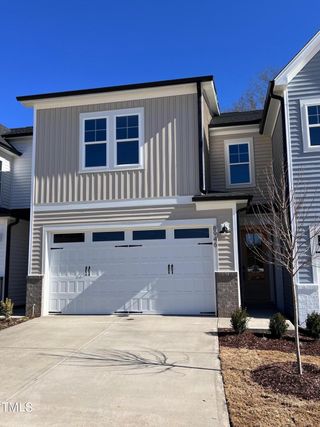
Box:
0, 0, 319, 128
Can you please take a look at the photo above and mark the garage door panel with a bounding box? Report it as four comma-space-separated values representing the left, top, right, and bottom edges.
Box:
48, 227, 216, 315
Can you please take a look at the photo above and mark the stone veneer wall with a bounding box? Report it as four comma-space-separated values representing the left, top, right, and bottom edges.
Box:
215, 272, 239, 317
26, 276, 43, 317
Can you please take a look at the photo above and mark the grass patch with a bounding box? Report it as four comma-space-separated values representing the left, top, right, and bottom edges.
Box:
219, 332, 320, 426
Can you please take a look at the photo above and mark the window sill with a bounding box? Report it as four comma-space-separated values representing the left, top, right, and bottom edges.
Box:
78, 165, 144, 174
226, 182, 255, 189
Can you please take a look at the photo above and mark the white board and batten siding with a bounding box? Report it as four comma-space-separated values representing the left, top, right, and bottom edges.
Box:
286, 50, 320, 322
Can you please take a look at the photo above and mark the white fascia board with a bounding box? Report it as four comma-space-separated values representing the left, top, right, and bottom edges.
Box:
274, 31, 320, 89
33, 196, 193, 212
209, 124, 259, 136
202, 81, 220, 115
19, 84, 197, 110
262, 98, 281, 137
195, 200, 246, 211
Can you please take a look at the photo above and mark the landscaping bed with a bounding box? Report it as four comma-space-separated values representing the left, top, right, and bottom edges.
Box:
219, 330, 320, 426
0, 317, 28, 331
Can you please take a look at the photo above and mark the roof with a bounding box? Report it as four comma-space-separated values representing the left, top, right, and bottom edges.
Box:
0, 125, 33, 156
1, 126, 33, 138
17, 75, 214, 102
209, 110, 263, 128
274, 30, 320, 89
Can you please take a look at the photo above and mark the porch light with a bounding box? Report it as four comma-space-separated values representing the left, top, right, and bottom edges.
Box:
219, 221, 231, 234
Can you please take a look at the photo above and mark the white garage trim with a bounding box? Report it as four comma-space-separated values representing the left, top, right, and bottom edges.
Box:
41, 218, 217, 316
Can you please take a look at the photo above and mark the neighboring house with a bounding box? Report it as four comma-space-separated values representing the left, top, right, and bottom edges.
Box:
262, 31, 320, 325
0, 125, 32, 306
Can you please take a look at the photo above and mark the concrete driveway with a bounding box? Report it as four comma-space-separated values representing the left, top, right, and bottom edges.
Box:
0, 315, 229, 427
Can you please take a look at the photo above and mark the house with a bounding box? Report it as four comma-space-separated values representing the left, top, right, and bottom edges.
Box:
262, 31, 320, 325
17, 76, 287, 318
0, 125, 32, 306
14, 32, 320, 323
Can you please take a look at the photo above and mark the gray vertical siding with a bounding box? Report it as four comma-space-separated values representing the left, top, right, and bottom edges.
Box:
209, 131, 272, 201
203, 97, 212, 190
8, 219, 29, 305
0, 151, 12, 208
30, 205, 234, 275
35, 94, 199, 204
10, 138, 32, 209
287, 50, 320, 283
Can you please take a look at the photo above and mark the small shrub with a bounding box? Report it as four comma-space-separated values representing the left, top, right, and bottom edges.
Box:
269, 313, 288, 338
0, 298, 14, 320
306, 311, 320, 339
230, 308, 248, 334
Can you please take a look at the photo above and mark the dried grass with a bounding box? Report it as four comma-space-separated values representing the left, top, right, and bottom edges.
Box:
220, 346, 320, 426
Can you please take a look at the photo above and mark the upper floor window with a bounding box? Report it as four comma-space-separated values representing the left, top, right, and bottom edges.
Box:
307, 105, 320, 146
80, 108, 144, 172
225, 138, 254, 187
301, 99, 320, 152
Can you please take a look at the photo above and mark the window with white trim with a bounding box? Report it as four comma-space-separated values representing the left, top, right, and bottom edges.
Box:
80, 108, 144, 172
306, 105, 320, 146
225, 138, 254, 187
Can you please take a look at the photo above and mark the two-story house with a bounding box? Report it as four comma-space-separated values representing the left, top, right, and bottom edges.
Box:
0, 125, 32, 307
262, 31, 320, 325
17, 76, 288, 318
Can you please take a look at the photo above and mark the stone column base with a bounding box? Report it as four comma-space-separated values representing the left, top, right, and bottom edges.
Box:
26, 276, 43, 317
215, 272, 239, 317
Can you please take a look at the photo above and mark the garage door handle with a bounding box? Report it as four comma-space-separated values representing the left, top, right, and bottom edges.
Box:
168, 264, 170, 274
85, 266, 88, 276
171, 264, 174, 274
88, 266, 91, 276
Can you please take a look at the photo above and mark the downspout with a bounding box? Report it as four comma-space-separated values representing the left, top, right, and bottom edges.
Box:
197, 82, 206, 194
4, 217, 19, 299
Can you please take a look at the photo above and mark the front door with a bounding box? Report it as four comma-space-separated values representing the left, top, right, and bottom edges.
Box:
240, 228, 271, 306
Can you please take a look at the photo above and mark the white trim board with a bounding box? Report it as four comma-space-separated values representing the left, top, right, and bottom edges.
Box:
20, 84, 197, 110
33, 196, 194, 212
275, 31, 320, 89
209, 124, 259, 136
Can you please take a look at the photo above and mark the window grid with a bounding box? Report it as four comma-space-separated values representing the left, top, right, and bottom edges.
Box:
116, 114, 140, 166
307, 105, 320, 147
228, 143, 251, 185
83, 118, 108, 168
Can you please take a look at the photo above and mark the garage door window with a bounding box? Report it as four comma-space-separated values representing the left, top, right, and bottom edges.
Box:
53, 233, 85, 243
133, 230, 166, 240
92, 231, 125, 242
174, 228, 209, 239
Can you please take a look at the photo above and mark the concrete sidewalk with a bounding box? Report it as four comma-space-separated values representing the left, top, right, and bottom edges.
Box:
0, 315, 229, 427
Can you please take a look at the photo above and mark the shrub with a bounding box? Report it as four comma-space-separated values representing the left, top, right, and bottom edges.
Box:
230, 308, 248, 334
306, 311, 320, 339
269, 313, 288, 338
0, 298, 14, 320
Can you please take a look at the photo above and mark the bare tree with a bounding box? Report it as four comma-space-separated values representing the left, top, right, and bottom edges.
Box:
231, 68, 278, 112
246, 164, 320, 375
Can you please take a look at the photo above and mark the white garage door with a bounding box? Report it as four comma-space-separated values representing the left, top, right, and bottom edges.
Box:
48, 225, 216, 315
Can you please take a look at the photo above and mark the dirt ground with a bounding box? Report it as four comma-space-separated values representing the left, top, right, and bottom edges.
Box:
219, 337, 320, 427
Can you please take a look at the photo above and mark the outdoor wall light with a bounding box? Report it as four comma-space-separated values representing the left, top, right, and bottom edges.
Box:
219, 221, 231, 234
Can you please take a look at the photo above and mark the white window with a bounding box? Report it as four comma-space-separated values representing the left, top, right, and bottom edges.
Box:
80, 107, 144, 172
224, 138, 255, 187
300, 99, 320, 152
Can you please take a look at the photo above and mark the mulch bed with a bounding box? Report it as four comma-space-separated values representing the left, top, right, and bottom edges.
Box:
219, 330, 320, 357
0, 317, 28, 330
251, 362, 320, 400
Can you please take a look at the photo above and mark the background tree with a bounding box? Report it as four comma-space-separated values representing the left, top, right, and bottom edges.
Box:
247, 165, 320, 375
231, 68, 278, 111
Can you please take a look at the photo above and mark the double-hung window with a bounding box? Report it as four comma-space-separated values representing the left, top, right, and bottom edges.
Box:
301, 99, 320, 151
80, 108, 144, 171
225, 138, 254, 187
